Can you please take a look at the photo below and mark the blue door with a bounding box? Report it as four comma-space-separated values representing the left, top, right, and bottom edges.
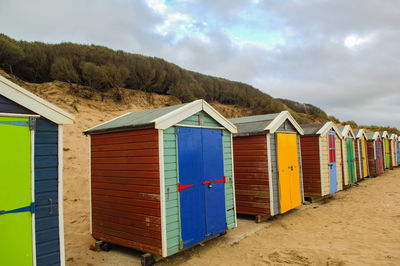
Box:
328, 132, 337, 194
202, 129, 226, 238
177, 127, 225, 248
177, 127, 205, 248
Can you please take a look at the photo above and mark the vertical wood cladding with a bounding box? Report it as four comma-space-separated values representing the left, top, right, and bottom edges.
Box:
34, 118, 61, 266
90, 129, 162, 255
300, 136, 321, 196
354, 140, 361, 180
367, 141, 377, 176
335, 136, 343, 191
233, 135, 270, 216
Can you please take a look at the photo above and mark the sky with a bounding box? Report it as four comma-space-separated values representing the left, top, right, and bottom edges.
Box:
1, 0, 399, 127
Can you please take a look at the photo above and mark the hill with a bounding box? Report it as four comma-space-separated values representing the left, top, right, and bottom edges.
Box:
0, 33, 329, 124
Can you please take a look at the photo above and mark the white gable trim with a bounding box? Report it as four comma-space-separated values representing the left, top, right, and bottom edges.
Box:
0, 75, 74, 125
317, 122, 343, 139
356, 129, 368, 140
381, 131, 388, 138
153, 99, 237, 133
341, 125, 356, 139
264, 111, 304, 135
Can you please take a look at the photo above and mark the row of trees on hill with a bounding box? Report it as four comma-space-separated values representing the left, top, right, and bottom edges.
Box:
0, 33, 328, 121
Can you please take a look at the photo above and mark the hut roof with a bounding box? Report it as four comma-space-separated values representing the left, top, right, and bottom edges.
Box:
301, 121, 342, 138
365, 132, 380, 140
0, 75, 74, 124
355, 129, 369, 140
84, 99, 237, 135
229, 111, 304, 135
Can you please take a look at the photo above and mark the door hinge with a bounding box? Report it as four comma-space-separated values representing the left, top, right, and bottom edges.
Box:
29, 118, 36, 130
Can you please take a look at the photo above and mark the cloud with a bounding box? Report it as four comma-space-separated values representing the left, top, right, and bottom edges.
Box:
0, 0, 399, 127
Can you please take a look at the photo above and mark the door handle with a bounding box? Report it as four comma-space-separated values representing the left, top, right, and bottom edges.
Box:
288, 166, 293, 171
49, 198, 53, 215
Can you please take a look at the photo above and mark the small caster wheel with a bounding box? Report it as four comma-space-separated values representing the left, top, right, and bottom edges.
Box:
100, 242, 113, 251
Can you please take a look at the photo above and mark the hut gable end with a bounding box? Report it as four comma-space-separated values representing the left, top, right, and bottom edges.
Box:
0, 94, 35, 115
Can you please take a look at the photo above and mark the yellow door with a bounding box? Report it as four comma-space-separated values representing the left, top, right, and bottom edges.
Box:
361, 137, 368, 177
277, 133, 302, 213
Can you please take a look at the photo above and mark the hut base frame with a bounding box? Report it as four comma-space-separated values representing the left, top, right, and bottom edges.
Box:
304, 194, 333, 204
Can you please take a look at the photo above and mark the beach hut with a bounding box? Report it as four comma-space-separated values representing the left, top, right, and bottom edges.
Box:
381, 131, 392, 169
229, 111, 304, 220
390, 134, 398, 167
338, 125, 358, 186
397, 138, 400, 166
300, 122, 343, 200
365, 132, 384, 176
355, 129, 369, 180
84, 100, 237, 260
0, 75, 74, 266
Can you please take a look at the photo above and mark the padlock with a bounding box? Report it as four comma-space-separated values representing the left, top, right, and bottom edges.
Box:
208, 184, 212, 188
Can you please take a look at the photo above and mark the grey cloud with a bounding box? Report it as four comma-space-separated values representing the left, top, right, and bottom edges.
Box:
0, 0, 399, 127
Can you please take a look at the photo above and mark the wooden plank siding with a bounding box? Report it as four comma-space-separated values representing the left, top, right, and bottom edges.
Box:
367, 141, 377, 176
233, 135, 270, 216
300, 136, 321, 196
91, 129, 162, 255
34, 118, 62, 266
223, 130, 236, 228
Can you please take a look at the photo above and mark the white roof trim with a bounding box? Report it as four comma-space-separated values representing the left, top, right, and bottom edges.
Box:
316, 121, 343, 139
389, 134, 397, 140
369, 132, 380, 141
0, 75, 74, 124
381, 131, 388, 138
264, 111, 304, 135
356, 129, 368, 140
153, 99, 237, 133
341, 125, 356, 139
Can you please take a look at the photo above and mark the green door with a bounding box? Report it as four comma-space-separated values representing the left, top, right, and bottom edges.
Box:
346, 138, 356, 184
385, 139, 390, 168
0, 117, 33, 266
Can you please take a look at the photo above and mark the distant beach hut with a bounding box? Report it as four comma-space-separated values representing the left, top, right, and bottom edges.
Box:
300, 122, 343, 200
229, 111, 304, 220
381, 131, 392, 169
355, 129, 370, 180
389, 134, 398, 167
365, 132, 384, 176
0, 75, 74, 266
338, 125, 358, 186
84, 100, 237, 260
397, 137, 400, 167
